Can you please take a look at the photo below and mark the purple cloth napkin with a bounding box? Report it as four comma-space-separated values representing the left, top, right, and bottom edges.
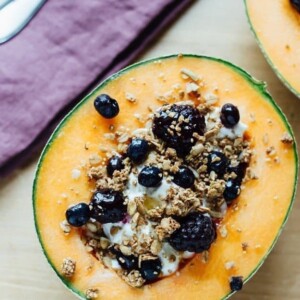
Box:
0, 0, 192, 176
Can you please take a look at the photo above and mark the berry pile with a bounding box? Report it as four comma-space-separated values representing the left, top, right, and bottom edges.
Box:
64, 97, 250, 288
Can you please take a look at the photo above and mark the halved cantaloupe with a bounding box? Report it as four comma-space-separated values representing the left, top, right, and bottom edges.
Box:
33, 55, 298, 300
245, 0, 300, 97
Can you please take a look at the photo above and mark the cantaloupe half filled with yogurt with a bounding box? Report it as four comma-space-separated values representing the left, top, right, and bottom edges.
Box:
245, 0, 300, 97
33, 55, 298, 300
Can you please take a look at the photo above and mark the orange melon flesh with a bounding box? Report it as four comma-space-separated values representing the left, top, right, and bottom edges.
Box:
33, 55, 298, 300
245, 0, 300, 97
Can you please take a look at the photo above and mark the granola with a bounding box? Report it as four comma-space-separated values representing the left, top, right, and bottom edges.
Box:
61, 258, 76, 277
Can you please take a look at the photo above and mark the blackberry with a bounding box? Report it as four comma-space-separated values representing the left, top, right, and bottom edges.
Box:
66, 203, 90, 227
230, 276, 243, 292
107, 155, 125, 176
207, 151, 229, 176
172, 166, 195, 189
152, 104, 205, 157
168, 213, 216, 253
139, 257, 162, 282
220, 103, 240, 128
291, 0, 300, 13
127, 138, 149, 164
89, 189, 126, 224
94, 94, 119, 118
138, 166, 163, 187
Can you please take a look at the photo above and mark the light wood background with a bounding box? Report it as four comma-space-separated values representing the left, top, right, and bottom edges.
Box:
0, 0, 299, 299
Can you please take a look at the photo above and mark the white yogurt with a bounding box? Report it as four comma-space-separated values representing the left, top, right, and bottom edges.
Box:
218, 122, 248, 139
158, 243, 181, 276
103, 220, 156, 245
158, 243, 196, 276
111, 258, 121, 269
182, 251, 195, 259
102, 222, 134, 244
206, 106, 248, 139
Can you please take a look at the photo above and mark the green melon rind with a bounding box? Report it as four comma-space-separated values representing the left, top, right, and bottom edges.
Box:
32, 54, 298, 300
244, 0, 300, 98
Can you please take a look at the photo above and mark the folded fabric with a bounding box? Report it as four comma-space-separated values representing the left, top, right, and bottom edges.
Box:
0, 0, 192, 176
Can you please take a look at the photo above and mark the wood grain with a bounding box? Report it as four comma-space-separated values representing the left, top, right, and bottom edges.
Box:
0, 0, 299, 299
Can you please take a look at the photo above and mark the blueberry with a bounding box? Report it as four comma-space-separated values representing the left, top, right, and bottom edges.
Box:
230, 276, 243, 292
110, 247, 138, 271
89, 189, 126, 224
138, 166, 163, 187
94, 94, 119, 119
291, 0, 300, 13
168, 213, 216, 253
127, 139, 149, 164
220, 103, 240, 128
207, 151, 228, 176
223, 180, 241, 205
227, 162, 248, 184
66, 203, 90, 227
153, 104, 205, 157
117, 254, 138, 271
107, 155, 125, 176
172, 166, 195, 188
139, 257, 162, 282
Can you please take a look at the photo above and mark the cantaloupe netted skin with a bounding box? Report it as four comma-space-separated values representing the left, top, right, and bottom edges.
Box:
33, 55, 298, 300
245, 0, 300, 97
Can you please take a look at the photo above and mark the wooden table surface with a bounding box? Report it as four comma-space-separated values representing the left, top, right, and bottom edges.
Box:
1, 0, 299, 299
